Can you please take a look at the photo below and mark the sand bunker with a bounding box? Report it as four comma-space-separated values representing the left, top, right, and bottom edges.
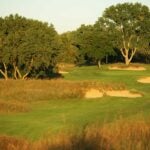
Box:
109, 66, 146, 71
106, 90, 142, 98
137, 77, 150, 83
85, 89, 103, 98
59, 71, 69, 74
85, 89, 142, 98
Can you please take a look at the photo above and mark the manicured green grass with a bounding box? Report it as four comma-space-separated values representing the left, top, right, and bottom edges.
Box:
0, 64, 149, 140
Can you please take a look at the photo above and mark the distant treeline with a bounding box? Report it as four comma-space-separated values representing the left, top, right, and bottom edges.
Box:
0, 2, 150, 79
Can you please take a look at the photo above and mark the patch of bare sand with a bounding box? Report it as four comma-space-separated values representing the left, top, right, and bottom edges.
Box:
109, 66, 146, 71
59, 71, 69, 74
85, 89, 103, 98
106, 90, 142, 98
137, 77, 150, 83
85, 89, 142, 98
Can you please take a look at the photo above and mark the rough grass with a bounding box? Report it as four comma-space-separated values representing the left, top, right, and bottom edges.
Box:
0, 79, 125, 102
0, 120, 149, 150
0, 79, 125, 113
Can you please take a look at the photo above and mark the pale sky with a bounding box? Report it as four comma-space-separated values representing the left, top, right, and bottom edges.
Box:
0, 0, 149, 33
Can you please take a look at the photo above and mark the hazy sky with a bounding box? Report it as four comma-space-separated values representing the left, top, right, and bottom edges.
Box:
0, 0, 149, 33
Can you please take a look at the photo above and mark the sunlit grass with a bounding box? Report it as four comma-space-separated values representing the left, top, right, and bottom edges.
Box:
0, 63, 149, 144
0, 120, 150, 150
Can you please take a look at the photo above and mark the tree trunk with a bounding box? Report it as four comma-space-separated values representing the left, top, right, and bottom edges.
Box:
0, 63, 8, 80
22, 58, 33, 80
105, 55, 108, 64
125, 56, 130, 66
98, 60, 101, 69
13, 64, 18, 79
22, 72, 30, 80
120, 48, 136, 66
13, 58, 33, 80
16, 67, 22, 79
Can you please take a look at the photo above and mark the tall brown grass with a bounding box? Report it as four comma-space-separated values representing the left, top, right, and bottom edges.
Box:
0, 120, 149, 150
0, 79, 125, 113
0, 79, 125, 102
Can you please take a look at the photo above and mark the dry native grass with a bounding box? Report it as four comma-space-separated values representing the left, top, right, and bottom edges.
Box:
0, 79, 125, 101
0, 120, 150, 150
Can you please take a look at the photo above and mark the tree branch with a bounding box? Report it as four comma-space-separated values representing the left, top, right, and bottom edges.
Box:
0, 63, 8, 80
0, 69, 5, 77
128, 35, 133, 49
13, 63, 18, 79
120, 48, 126, 58
120, 24, 127, 50
129, 48, 137, 62
16, 67, 22, 79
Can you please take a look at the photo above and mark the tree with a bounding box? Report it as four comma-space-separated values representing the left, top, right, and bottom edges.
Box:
58, 32, 78, 64
0, 17, 11, 80
0, 14, 61, 80
72, 24, 115, 67
102, 3, 150, 65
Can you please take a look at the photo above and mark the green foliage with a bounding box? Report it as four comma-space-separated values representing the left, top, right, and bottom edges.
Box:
102, 2, 150, 65
58, 32, 78, 63
72, 24, 115, 66
0, 14, 61, 79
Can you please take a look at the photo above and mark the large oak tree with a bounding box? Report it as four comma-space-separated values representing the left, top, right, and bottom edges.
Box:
102, 3, 150, 65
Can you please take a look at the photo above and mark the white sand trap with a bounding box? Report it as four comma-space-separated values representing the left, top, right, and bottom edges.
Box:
85, 89, 142, 98
85, 89, 103, 98
109, 66, 146, 71
137, 77, 150, 83
106, 90, 142, 98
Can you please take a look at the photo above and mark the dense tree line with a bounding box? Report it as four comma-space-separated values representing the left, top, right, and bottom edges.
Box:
0, 3, 150, 79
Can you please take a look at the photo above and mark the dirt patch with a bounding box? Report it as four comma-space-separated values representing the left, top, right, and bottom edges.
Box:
85, 89, 103, 98
137, 77, 150, 83
109, 66, 146, 71
85, 89, 142, 98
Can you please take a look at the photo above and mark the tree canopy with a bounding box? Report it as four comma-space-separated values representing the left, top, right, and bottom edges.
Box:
72, 24, 115, 67
101, 2, 150, 65
0, 14, 61, 79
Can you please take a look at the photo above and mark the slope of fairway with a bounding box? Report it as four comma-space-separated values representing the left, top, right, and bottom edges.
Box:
0, 64, 149, 140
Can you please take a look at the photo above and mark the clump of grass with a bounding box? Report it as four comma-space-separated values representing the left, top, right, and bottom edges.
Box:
0, 79, 125, 101
0, 100, 30, 113
0, 120, 149, 150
